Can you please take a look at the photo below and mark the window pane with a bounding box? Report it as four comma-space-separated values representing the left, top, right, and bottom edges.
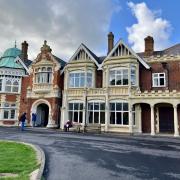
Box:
5, 86, 11, 92
110, 112, 115, 124
75, 77, 79, 87
79, 111, 83, 123
116, 103, 122, 111
94, 103, 99, 110
94, 112, 99, 123
110, 103, 115, 111
0, 79, 2, 91
123, 103, 128, 111
88, 111, 93, 123
4, 111, 9, 119
10, 110, 15, 119
160, 78, 165, 85
88, 103, 93, 110
123, 112, 129, 125
74, 103, 79, 110
100, 112, 105, 124
123, 75, 128, 85
116, 75, 122, 85
116, 112, 122, 124
69, 75, 74, 87
80, 103, 83, 110
69, 103, 73, 110
100, 103, 105, 110
69, 111, 73, 121
74, 112, 78, 122
154, 78, 158, 86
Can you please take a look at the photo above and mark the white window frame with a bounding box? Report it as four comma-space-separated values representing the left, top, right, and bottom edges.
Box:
109, 101, 129, 125
152, 73, 166, 87
69, 70, 93, 88
131, 65, 136, 86
0, 103, 16, 120
87, 101, 105, 124
109, 68, 129, 86
68, 102, 83, 123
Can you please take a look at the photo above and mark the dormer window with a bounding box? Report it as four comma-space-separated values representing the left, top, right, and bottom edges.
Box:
152, 73, 166, 87
69, 71, 93, 88
35, 67, 52, 84
109, 68, 128, 86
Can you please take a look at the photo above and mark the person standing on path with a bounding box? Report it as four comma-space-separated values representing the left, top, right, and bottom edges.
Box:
19, 112, 27, 131
32, 113, 37, 127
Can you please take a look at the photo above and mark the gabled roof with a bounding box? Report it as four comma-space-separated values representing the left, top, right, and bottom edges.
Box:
104, 39, 150, 69
53, 55, 66, 69
69, 43, 100, 68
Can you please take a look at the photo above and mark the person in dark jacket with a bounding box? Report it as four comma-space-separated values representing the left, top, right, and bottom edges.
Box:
32, 113, 37, 127
64, 120, 72, 132
19, 112, 26, 131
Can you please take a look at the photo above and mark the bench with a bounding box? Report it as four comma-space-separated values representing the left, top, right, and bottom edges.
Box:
84, 124, 101, 133
68, 123, 82, 133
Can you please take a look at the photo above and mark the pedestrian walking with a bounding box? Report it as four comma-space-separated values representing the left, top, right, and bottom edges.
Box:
19, 112, 27, 131
32, 113, 37, 127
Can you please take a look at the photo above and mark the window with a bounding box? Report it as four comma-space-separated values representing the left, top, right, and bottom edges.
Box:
4, 78, 20, 93
88, 102, 105, 124
0, 79, 2, 91
68, 102, 83, 123
152, 73, 166, 87
131, 66, 136, 86
1, 103, 16, 120
69, 71, 93, 88
35, 67, 52, 84
109, 68, 128, 86
110, 102, 129, 125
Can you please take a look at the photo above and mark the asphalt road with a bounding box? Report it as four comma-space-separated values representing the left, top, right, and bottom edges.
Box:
0, 127, 180, 180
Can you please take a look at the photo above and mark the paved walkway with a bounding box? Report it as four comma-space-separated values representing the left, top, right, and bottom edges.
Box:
0, 127, 180, 180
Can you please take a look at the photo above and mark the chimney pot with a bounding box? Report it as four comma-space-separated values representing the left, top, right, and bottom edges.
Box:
108, 32, 114, 54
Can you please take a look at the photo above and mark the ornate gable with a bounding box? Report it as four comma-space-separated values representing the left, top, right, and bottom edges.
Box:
105, 39, 150, 69
69, 44, 100, 67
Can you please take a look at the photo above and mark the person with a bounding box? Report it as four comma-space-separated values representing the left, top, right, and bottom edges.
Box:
64, 120, 72, 132
19, 112, 27, 131
32, 113, 37, 127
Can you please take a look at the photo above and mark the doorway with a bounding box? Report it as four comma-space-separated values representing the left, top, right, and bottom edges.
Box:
36, 103, 49, 127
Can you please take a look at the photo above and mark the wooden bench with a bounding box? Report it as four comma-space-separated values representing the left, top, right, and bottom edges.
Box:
84, 124, 101, 133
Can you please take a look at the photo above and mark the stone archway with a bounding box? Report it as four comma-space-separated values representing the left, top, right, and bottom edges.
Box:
31, 99, 52, 127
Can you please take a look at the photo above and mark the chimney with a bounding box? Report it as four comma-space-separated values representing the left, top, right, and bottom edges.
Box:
21, 41, 28, 60
144, 36, 154, 56
108, 32, 114, 54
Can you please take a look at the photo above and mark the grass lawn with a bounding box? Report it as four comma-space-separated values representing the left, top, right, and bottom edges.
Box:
0, 141, 39, 180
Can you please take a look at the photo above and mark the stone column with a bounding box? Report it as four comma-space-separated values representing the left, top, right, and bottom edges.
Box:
136, 104, 142, 133
150, 105, 155, 136
82, 90, 87, 127
173, 105, 179, 137
105, 92, 109, 132
129, 104, 133, 134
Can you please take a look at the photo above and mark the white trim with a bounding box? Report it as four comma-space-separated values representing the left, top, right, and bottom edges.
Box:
14, 56, 30, 74
69, 44, 100, 67
103, 39, 150, 69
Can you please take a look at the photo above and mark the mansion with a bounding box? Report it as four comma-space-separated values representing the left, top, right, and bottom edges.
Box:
0, 33, 180, 137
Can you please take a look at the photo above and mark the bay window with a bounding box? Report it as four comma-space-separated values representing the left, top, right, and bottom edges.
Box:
35, 67, 52, 84
109, 68, 128, 86
69, 71, 93, 88
88, 102, 105, 124
110, 102, 129, 125
68, 102, 83, 123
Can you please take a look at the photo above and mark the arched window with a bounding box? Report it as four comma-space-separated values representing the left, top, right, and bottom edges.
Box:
12, 80, 19, 92
5, 79, 12, 92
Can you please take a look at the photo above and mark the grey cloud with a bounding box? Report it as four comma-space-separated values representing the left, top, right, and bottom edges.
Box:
0, 0, 120, 60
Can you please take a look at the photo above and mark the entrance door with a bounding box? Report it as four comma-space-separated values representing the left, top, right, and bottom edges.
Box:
36, 104, 49, 127
159, 107, 174, 133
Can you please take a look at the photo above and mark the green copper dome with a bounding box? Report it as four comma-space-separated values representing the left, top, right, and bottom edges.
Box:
2, 47, 21, 58
0, 47, 23, 69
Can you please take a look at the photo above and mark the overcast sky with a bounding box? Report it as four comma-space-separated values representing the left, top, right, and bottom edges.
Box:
0, 0, 179, 61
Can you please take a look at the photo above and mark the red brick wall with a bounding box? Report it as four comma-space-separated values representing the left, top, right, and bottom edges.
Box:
96, 70, 102, 88
139, 61, 180, 91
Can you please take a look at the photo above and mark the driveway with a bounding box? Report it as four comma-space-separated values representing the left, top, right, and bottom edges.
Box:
0, 127, 180, 180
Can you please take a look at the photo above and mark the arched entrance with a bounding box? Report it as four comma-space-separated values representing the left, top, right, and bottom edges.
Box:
36, 103, 49, 127
155, 103, 174, 133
